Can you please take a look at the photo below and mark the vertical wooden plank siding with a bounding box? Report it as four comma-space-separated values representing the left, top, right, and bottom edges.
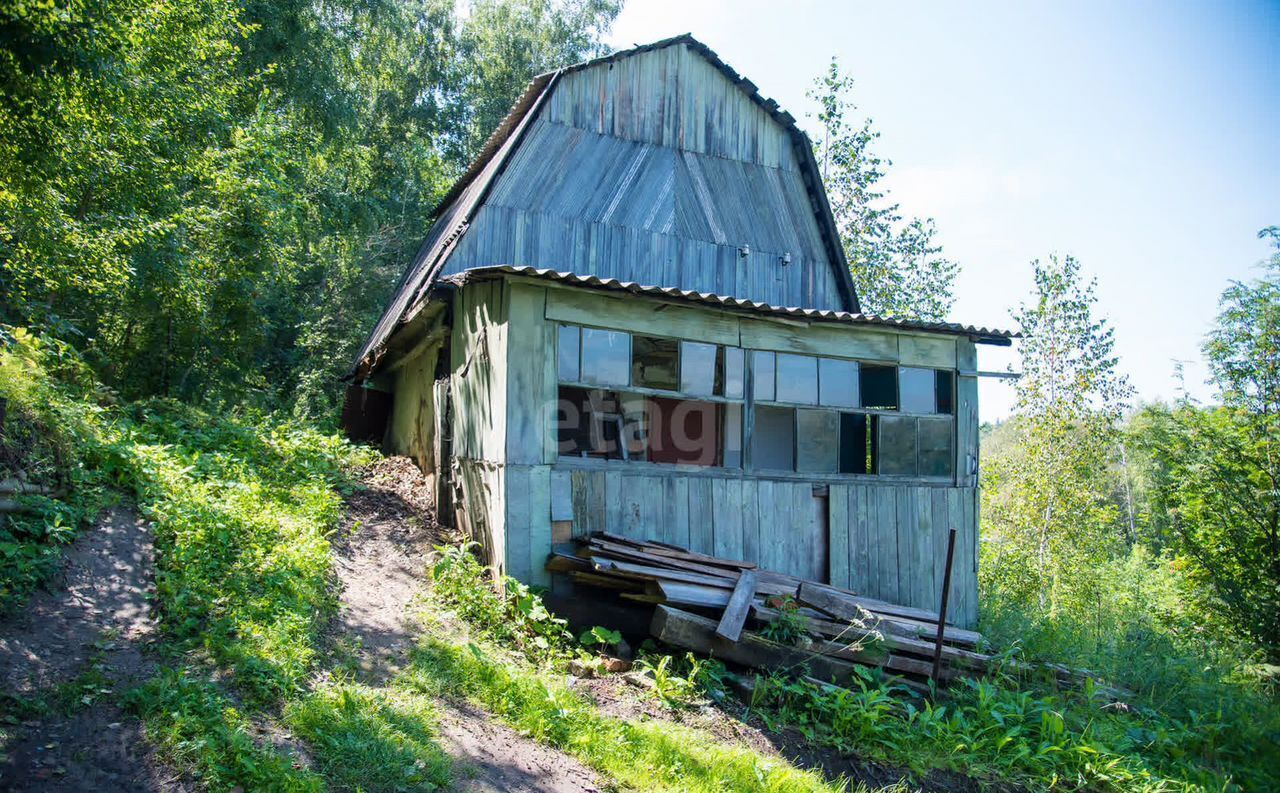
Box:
527, 466, 552, 586
740, 479, 760, 563
688, 477, 715, 555
827, 484, 849, 589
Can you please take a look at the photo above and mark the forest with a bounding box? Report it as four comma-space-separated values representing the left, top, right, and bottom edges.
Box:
2, 1, 1278, 790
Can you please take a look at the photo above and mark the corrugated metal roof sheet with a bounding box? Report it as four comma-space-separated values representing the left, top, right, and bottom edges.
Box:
444, 265, 1019, 343
348, 34, 865, 380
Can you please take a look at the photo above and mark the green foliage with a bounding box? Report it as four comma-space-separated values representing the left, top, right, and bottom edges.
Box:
127, 670, 324, 792
578, 624, 622, 648
982, 255, 1133, 614
404, 629, 840, 792
759, 595, 810, 646
749, 666, 1273, 791
285, 680, 453, 791
809, 58, 958, 320
0, 0, 619, 418
430, 540, 570, 658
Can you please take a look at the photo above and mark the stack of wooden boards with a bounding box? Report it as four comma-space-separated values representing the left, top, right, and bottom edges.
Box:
547, 532, 992, 687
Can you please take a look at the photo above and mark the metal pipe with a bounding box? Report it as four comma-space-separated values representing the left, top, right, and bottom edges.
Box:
932, 527, 958, 683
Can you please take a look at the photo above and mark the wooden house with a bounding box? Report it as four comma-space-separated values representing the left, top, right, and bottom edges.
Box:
345, 35, 1013, 627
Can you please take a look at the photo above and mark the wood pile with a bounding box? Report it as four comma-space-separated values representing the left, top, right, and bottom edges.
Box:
547, 532, 995, 688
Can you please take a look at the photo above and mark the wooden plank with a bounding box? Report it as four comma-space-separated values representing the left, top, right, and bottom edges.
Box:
651, 605, 860, 685
544, 285, 740, 346
739, 317, 897, 362
504, 467, 531, 581
505, 283, 551, 464
588, 541, 738, 580
664, 476, 691, 549
897, 334, 957, 368
550, 469, 574, 522
741, 479, 761, 566
712, 477, 745, 560
653, 580, 734, 609
595, 558, 737, 589
687, 476, 714, 556
527, 466, 553, 586
604, 470, 622, 534
827, 484, 849, 589
914, 487, 935, 610
715, 570, 759, 642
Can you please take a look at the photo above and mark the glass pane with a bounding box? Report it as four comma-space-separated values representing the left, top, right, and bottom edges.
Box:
918, 416, 954, 478
580, 328, 630, 386
839, 412, 870, 474
751, 351, 776, 402
632, 335, 679, 391
796, 409, 839, 473
819, 358, 859, 408
776, 353, 818, 405
877, 415, 917, 476
899, 367, 936, 414
723, 347, 745, 399
722, 403, 743, 468
860, 364, 898, 410
557, 325, 580, 382
750, 405, 795, 471
680, 341, 718, 396
936, 370, 955, 415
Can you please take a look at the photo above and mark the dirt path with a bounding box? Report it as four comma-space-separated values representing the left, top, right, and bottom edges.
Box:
0, 507, 186, 792
337, 460, 601, 793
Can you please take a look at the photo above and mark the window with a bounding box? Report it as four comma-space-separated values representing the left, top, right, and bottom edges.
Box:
860, 365, 898, 410
723, 348, 745, 399
632, 335, 679, 391
750, 405, 795, 471
819, 358, 859, 408
646, 397, 720, 466
936, 371, 955, 415
796, 409, 839, 473
899, 367, 936, 414
680, 341, 719, 396
722, 403, 743, 468
557, 386, 631, 459
580, 328, 630, 386
839, 413, 872, 474
751, 351, 776, 401
557, 325, 580, 382
877, 415, 917, 476
776, 353, 818, 405
918, 416, 954, 477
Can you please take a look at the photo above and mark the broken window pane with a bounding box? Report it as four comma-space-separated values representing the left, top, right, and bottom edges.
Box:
839, 413, 870, 474
620, 393, 650, 461
632, 335, 679, 391
877, 415, 917, 476
750, 405, 795, 471
580, 328, 630, 386
860, 364, 898, 410
796, 409, 839, 473
819, 357, 859, 408
776, 353, 818, 405
722, 403, 743, 468
556, 386, 625, 459
751, 350, 776, 402
723, 347, 745, 399
936, 370, 955, 415
557, 325, 580, 382
647, 397, 719, 466
918, 416, 954, 478
680, 341, 719, 396
899, 367, 936, 414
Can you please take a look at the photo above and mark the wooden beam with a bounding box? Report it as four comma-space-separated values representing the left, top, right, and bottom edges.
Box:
651, 605, 859, 685
715, 570, 758, 643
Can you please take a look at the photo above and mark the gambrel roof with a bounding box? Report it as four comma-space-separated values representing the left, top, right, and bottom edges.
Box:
351, 34, 861, 380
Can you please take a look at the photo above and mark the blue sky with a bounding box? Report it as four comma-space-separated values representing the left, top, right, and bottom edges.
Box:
606, 1, 1280, 420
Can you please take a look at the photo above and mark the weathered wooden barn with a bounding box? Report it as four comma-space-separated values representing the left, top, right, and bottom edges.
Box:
345, 35, 1012, 627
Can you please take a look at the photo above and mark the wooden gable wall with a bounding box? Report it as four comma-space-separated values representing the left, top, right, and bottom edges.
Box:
441, 43, 848, 311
